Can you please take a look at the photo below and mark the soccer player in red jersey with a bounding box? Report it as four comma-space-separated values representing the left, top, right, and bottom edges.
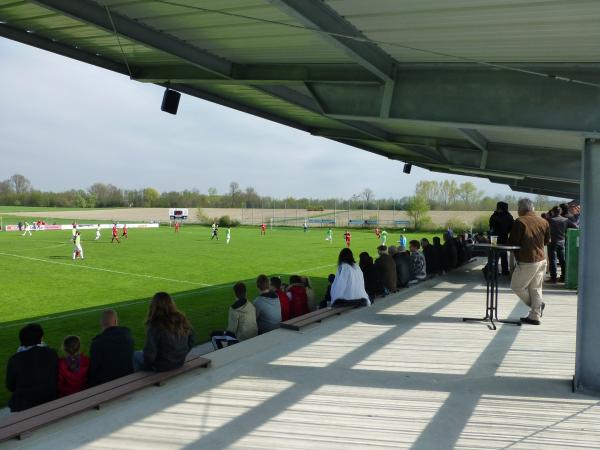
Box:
174, 221, 180, 233
111, 224, 120, 243
260, 223, 266, 236
121, 224, 128, 239
344, 230, 351, 248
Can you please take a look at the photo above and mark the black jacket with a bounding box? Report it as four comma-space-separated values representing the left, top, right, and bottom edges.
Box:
422, 245, 440, 274
442, 240, 458, 271
6, 346, 58, 412
489, 210, 515, 244
143, 325, 194, 372
548, 215, 578, 244
360, 260, 383, 298
88, 326, 135, 386
392, 252, 411, 288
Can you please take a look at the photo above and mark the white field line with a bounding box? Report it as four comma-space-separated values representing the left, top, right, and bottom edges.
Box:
0, 254, 336, 330
0, 251, 212, 287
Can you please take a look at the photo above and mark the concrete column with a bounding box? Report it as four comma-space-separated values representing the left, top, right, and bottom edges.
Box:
574, 138, 600, 393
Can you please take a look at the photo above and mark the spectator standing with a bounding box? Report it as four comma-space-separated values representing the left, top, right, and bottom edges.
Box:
359, 251, 381, 299
6, 324, 58, 412
330, 248, 370, 307
374, 245, 397, 295
409, 240, 427, 282
58, 336, 90, 397
133, 292, 194, 371
508, 199, 551, 325
547, 206, 578, 282
489, 201, 515, 275
254, 274, 282, 333
270, 277, 291, 321
88, 309, 134, 386
567, 200, 581, 226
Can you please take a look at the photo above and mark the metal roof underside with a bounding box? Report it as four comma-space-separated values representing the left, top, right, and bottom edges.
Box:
2, 0, 599, 198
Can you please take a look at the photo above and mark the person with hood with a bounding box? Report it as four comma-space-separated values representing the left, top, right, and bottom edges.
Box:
390, 245, 411, 289
489, 201, 515, 275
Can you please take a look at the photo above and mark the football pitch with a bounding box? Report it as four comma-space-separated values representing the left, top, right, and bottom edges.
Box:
0, 223, 438, 407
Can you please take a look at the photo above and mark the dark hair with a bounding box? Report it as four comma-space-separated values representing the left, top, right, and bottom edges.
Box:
328, 274, 335, 283
145, 292, 192, 337
289, 275, 302, 284
559, 203, 569, 215
496, 201, 509, 212
358, 251, 371, 265
421, 238, 430, 245
433, 236, 441, 245
63, 335, 82, 372
19, 323, 44, 347
338, 248, 355, 266
551, 206, 561, 216
256, 274, 270, 291
269, 276, 282, 289
409, 240, 421, 250
233, 282, 246, 299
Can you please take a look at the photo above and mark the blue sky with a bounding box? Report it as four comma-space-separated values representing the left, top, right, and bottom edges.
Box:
0, 37, 514, 199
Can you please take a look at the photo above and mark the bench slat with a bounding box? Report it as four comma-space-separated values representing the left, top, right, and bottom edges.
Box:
281, 306, 354, 331
0, 356, 210, 442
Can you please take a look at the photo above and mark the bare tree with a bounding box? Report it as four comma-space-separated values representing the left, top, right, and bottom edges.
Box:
362, 188, 374, 207
9, 174, 32, 194
229, 181, 241, 207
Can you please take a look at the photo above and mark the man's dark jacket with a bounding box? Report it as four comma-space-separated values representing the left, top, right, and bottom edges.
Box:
392, 252, 411, 288
88, 326, 135, 386
374, 253, 397, 292
442, 240, 458, 271
423, 244, 440, 274
6, 346, 58, 411
489, 210, 515, 244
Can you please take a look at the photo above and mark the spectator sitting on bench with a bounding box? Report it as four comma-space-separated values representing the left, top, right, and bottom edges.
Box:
390, 245, 411, 289
302, 276, 316, 311
254, 274, 282, 333
133, 292, 194, 372
330, 248, 371, 307
88, 309, 134, 387
6, 323, 58, 412
319, 273, 336, 309
270, 276, 291, 321
409, 240, 427, 284
374, 245, 397, 295
421, 238, 440, 276
442, 232, 458, 272
286, 275, 309, 318
359, 251, 382, 300
212, 282, 257, 350
58, 335, 90, 397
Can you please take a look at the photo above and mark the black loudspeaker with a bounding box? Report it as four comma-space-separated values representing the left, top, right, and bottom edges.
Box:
403, 163, 412, 174
161, 89, 181, 115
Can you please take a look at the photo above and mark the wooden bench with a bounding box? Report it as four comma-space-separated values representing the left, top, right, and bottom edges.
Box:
281, 306, 355, 331
0, 354, 210, 442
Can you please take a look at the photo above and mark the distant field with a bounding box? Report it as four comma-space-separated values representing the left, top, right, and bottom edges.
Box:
0, 223, 440, 407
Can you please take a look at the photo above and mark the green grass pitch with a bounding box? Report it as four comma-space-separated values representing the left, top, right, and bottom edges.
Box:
0, 223, 439, 407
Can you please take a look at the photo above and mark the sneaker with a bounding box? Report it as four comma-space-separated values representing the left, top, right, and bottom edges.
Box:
520, 317, 541, 325
541, 302, 545, 317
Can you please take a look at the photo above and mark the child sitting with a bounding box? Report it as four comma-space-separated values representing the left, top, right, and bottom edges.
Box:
58, 335, 90, 397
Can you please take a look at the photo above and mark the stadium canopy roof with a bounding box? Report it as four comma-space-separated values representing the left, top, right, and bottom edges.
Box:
2, 0, 598, 198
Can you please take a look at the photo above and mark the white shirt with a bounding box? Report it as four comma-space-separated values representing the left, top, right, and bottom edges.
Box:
330, 263, 371, 306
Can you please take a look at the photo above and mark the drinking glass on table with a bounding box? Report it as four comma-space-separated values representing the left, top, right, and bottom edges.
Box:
490, 235, 498, 246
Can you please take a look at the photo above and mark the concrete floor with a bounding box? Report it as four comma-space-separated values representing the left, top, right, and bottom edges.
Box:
3, 261, 599, 450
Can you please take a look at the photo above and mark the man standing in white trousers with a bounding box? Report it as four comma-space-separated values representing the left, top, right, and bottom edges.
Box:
508, 198, 551, 325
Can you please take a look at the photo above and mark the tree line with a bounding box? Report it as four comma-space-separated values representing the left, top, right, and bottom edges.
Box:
0, 174, 564, 211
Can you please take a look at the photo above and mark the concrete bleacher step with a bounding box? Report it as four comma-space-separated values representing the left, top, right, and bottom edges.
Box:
0, 354, 210, 442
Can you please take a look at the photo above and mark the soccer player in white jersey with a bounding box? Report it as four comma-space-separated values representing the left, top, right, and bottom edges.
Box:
22, 222, 32, 236
72, 231, 84, 260
226, 227, 231, 244
95, 224, 101, 240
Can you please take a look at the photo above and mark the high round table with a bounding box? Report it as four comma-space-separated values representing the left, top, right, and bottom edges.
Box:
463, 243, 521, 330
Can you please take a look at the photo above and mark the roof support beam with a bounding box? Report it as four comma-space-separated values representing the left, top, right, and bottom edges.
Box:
269, 0, 395, 82
456, 128, 489, 169
133, 64, 381, 85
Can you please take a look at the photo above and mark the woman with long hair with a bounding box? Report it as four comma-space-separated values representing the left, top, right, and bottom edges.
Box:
330, 248, 371, 307
133, 292, 194, 372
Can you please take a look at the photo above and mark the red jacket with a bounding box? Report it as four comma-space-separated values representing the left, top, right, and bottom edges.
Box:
58, 354, 90, 397
287, 285, 309, 318
275, 289, 291, 321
